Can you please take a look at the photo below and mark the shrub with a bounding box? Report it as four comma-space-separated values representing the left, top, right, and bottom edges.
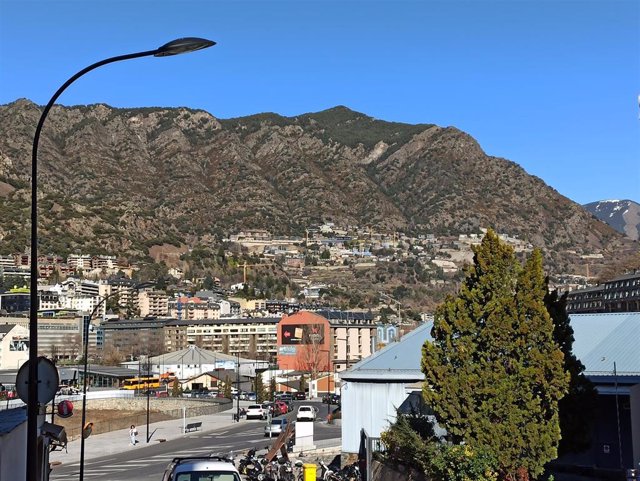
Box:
429, 444, 498, 481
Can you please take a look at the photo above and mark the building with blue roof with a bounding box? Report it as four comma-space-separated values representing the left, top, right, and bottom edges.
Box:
340, 312, 640, 472
340, 321, 432, 453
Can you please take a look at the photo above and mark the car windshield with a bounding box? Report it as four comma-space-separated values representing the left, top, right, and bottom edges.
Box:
248, 405, 261, 409
175, 473, 240, 481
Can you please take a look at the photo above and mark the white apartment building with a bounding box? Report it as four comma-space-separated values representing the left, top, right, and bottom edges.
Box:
0, 256, 16, 268
91, 255, 117, 269
67, 254, 92, 270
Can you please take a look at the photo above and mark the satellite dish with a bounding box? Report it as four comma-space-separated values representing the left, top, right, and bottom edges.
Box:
16, 357, 59, 405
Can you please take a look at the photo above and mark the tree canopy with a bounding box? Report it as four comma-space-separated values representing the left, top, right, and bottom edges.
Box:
422, 229, 569, 481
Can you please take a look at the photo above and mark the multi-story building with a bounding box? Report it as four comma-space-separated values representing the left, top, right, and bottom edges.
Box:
168, 296, 221, 321
0, 291, 30, 313
567, 271, 640, 313
139, 290, 169, 317
67, 254, 92, 271
0, 324, 29, 369
228, 297, 267, 313
0, 314, 99, 360
38, 287, 63, 311
103, 278, 138, 310
276, 310, 378, 373
0, 256, 16, 269
101, 318, 170, 358
91, 255, 117, 269
163, 317, 279, 358
566, 285, 604, 313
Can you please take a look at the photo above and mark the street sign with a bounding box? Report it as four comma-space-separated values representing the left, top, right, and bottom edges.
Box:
15, 356, 59, 404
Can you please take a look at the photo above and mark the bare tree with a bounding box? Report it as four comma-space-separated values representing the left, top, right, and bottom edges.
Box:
296, 325, 329, 380
101, 342, 124, 366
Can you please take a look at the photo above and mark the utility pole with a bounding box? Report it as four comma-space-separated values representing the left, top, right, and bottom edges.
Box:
146, 357, 150, 443
236, 352, 240, 422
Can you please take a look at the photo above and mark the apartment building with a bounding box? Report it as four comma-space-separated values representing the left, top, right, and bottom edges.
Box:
168, 296, 221, 320
103, 278, 138, 309
67, 254, 92, 271
0, 256, 15, 269
567, 271, 640, 313
139, 290, 169, 317
91, 255, 117, 269
163, 317, 279, 358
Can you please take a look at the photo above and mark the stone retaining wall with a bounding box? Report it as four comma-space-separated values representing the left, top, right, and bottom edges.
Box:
85, 397, 227, 412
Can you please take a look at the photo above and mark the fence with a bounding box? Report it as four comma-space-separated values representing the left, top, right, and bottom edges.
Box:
359, 428, 386, 481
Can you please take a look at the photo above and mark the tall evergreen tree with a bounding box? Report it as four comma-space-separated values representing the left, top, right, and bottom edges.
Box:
545, 288, 597, 455
422, 230, 568, 481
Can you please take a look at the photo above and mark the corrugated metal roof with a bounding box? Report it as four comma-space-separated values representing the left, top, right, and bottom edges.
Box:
148, 346, 263, 366
570, 312, 640, 376
341, 322, 432, 381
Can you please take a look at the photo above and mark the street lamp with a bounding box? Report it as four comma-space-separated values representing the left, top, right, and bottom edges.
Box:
27, 38, 215, 481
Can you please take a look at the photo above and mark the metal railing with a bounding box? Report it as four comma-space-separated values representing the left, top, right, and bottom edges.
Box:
360, 428, 386, 481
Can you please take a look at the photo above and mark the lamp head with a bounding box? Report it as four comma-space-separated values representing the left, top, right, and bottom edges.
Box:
155, 37, 216, 57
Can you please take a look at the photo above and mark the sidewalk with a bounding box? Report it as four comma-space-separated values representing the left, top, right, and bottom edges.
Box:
50, 401, 250, 465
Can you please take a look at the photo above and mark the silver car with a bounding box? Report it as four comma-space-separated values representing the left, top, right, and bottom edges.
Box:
162, 456, 241, 481
264, 418, 291, 437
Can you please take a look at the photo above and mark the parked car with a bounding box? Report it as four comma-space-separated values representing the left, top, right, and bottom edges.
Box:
247, 392, 257, 401
323, 393, 341, 405
162, 456, 240, 481
279, 393, 293, 402
274, 401, 288, 416
264, 418, 291, 437
262, 401, 273, 411
296, 405, 316, 422
294, 392, 306, 400
246, 404, 266, 420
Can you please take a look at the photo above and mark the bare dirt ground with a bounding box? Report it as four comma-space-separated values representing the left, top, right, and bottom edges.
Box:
56, 408, 172, 441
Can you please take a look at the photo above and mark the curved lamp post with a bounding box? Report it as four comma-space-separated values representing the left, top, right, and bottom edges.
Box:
27, 37, 215, 481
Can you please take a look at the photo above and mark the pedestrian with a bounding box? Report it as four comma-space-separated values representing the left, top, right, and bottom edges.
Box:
129, 424, 138, 445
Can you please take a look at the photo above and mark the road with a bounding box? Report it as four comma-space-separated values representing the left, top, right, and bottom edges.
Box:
51, 401, 341, 481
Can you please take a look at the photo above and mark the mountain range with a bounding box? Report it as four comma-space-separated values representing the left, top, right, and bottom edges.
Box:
584, 199, 640, 241
0, 99, 635, 278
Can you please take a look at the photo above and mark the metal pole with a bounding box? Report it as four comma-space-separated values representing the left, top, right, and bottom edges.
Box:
146, 357, 151, 443
614, 361, 623, 469
236, 352, 240, 422
79, 315, 90, 481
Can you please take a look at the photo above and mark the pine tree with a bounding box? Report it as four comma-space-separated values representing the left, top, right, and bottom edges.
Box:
422, 230, 568, 481
545, 288, 597, 455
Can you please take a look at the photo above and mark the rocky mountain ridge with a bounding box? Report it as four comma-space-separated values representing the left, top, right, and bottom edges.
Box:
0, 99, 632, 277
584, 199, 640, 241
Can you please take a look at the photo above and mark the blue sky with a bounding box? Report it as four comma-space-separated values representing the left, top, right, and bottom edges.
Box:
1, 0, 638, 204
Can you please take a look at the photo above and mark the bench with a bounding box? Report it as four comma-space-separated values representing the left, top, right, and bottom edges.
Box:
184, 422, 202, 433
